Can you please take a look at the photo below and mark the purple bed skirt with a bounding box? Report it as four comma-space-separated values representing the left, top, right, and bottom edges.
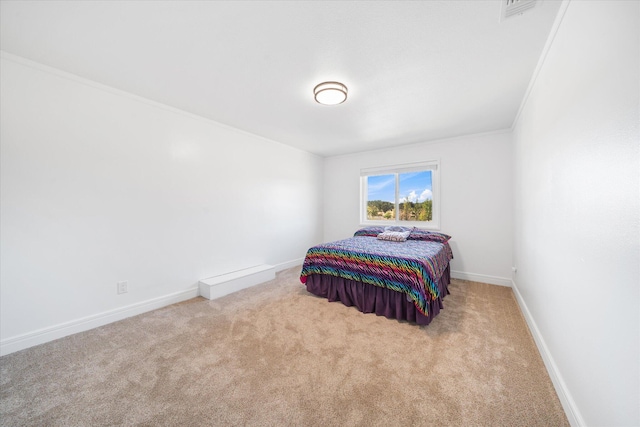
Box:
304, 266, 451, 325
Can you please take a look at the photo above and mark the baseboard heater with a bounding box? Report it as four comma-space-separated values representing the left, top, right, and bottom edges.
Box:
198, 264, 275, 300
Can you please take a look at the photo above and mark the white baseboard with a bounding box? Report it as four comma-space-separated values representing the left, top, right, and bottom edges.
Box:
0, 258, 306, 357
511, 279, 584, 427
450, 270, 512, 287
0, 287, 199, 357
199, 264, 275, 300
274, 258, 304, 272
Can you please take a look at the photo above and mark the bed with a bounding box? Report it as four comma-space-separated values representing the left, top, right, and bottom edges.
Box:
300, 226, 453, 325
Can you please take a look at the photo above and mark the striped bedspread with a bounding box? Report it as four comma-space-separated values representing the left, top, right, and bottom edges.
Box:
300, 236, 453, 316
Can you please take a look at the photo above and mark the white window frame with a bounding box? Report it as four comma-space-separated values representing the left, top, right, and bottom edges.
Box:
360, 160, 440, 230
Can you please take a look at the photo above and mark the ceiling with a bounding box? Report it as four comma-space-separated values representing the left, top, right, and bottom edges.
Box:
0, 0, 562, 157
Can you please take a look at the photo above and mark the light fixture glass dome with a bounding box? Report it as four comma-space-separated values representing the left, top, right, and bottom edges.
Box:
314, 81, 348, 105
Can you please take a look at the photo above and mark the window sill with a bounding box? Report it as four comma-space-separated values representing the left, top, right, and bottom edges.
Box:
360, 220, 440, 231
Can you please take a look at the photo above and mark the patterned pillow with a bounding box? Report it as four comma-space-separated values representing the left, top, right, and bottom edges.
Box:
384, 226, 413, 233
377, 231, 411, 242
408, 228, 451, 242
354, 226, 385, 237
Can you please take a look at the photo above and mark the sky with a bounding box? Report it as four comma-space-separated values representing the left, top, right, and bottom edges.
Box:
367, 171, 432, 203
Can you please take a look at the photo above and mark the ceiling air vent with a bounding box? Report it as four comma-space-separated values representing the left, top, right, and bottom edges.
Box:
500, 0, 537, 21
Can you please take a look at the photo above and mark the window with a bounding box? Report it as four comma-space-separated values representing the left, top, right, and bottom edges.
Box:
360, 161, 440, 229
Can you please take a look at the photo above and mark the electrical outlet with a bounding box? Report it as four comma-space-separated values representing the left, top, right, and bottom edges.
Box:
117, 281, 128, 294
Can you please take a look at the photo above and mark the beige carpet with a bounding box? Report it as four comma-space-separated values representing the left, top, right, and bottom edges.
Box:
0, 267, 568, 426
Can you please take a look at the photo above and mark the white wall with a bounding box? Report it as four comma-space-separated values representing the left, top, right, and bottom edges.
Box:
324, 131, 513, 285
0, 53, 323, 355
511, 1, 639, 426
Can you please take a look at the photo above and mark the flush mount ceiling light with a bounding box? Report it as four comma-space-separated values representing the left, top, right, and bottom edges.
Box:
313, 81, 348, 105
